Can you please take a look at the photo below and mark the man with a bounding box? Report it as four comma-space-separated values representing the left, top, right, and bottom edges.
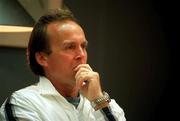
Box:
0, 9, 126, 121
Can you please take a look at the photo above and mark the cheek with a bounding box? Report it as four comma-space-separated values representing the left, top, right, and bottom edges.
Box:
85, 52, 88, 62
47, 56, 72, 75
47, 54, 68, 66
57, 54, 74, 68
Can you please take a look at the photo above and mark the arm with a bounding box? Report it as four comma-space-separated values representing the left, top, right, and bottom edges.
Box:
75, 64, 126, 121
91, 99, 126, 121
0, 93, 42, 121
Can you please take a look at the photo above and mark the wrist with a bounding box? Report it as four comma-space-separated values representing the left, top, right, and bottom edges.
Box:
90, 91, 103, 101
94, 101, 110, 111
91, 91, 111, 110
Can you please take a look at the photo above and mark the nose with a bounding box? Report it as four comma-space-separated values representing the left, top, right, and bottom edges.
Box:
75, 47, 86, 60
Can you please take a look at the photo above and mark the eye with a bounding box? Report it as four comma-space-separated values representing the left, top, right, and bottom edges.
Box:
81, 42, 88, 49
65, 43, 76, 50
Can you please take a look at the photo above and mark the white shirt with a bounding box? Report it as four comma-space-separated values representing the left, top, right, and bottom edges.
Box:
0, 76, 126, 121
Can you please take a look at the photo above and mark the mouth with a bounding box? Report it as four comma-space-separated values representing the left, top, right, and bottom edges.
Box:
73, 63, 83, 72
72, 64, 80, 72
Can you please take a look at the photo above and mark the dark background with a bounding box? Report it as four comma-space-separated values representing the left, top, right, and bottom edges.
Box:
0, 0, 178, 121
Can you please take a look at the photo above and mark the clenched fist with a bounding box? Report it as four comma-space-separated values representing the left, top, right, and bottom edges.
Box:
74, 64, 103, 101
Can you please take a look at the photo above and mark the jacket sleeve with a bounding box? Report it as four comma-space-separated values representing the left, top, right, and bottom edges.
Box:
92, 99, 126, 121
0, 93, 42, 121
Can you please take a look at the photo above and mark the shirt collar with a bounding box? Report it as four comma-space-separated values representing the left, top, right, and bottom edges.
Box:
38, 76, 61, 96
37, 76, 86, 109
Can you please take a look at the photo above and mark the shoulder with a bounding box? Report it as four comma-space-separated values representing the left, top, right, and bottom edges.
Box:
0, 84, 43, 121
7, 84, 40, 106
0, 84, 41, 113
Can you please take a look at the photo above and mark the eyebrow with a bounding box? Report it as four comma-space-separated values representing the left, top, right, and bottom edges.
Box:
62, 39, 88, 45
83, 40, 88, 45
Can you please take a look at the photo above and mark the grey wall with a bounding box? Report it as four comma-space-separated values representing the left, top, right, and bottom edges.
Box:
0, 0, 34, 26
65, 0, 178, 121
0, 0, 37, 104
0, 0, 178, 121
0, 47, 38, 103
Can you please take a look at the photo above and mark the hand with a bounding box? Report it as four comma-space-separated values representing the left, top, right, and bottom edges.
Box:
74, 64, 103, 101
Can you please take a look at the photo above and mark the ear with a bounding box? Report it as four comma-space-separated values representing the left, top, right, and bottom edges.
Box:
35, 52, 48, 67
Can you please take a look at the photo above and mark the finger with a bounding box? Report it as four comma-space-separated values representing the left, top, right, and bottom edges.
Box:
75, 71, 89, 83
76, 72, 91, 87
76, 71, 96, 84
75, 66, 92, 81
74, 64, 93, 72
75, 67, 91, 78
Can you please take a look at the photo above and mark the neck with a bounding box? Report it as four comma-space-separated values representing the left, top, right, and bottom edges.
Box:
51, 79, 79, 97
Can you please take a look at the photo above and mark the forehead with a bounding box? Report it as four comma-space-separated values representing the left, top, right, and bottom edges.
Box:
47, 20, 86, 44
47, 20, 82, 34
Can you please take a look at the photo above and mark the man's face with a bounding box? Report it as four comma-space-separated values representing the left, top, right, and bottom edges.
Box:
44, 20, 88, 86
